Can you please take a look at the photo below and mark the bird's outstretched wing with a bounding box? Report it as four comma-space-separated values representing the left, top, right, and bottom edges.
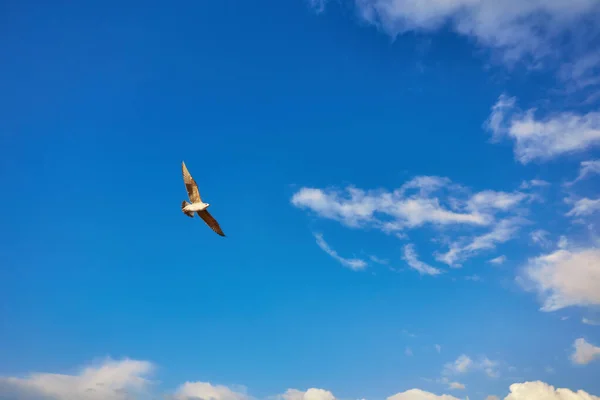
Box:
182, 161, 202, 203
198, 210, 225, 237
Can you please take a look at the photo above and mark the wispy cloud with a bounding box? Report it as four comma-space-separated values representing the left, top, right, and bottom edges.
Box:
293, 176, 532, 269
566, 198, 600, 217
485, 94, 600, 164
530, 229, 551, 247
436, 218, 525, 267
520, 180, 550, 189
567, 160, 600, 185
442, 354, 500, 378
488, 255, 507, 265
369, 255, 389, 265
582, 317, 600, 326
291, 177, 491, 231
447, 382, 465, 390
402, 244, 443, 276
571, 338, 600, 365
311, 0, 600, 70
402, 329, 417, 338
314, 233, 367, 271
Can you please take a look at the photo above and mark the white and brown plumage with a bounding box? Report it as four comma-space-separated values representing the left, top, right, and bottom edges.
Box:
181, 161, 225, 237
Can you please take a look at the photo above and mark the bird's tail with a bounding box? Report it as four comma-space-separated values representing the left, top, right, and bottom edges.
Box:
181, 201, 194, 218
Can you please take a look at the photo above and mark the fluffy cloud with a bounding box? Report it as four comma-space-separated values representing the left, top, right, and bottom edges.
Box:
402, 244, 443, 276
173, 382, 249, 400
388, 389, 461, 400
0, 358, 154, 400
388, 382, 600, 400
571, 338, 600, 365
314, 233, 367, 271
277, 388, 336, 400
485, 94, 600, 164
2, 359, 600, 400
505, 381, 600, 400
520, 246, 600, 311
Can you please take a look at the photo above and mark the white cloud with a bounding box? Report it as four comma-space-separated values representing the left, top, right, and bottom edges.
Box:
436, 218, 524, 267
315, 0, 600, 68
402, 244, 443, 276
291, 179, 490, 232
443, 355, 473, 375
530, 230, 551, 247
489, 255, 507, 265
387, 389, 461, 400
558, 236, 569, 249
447, 382, 465, 390
435, 345, 442, 353
485, 94, 600, 164
566, 198, 600, 217
174, 382, 249, 400
568, 160, 600, 185
0, 358, 154, 400
314, 233, 367, 271
485, 396, 500, 400
520, 246, 600, 311
559, 51, 600, 95
277, 388, 336, 400
2, 359, 600, 400
443, 355, 499, 378
293, 178, 531, 269
479, 357, 500, 378
466, 191, 527, 213
520, 180, 550, 189
571, 338, 600, 365
369, 255, 389, 265
582, 317, 600, 326
505, 381, 600, 400
406, 347, 414, 356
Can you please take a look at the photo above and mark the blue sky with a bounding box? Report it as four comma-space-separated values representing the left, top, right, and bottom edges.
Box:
1, 1, 600, 399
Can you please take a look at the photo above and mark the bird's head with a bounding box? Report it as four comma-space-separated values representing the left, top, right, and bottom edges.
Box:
204, 203, 210, 208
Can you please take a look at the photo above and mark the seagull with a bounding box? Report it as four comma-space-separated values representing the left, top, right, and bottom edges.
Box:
181, 161, 225, 237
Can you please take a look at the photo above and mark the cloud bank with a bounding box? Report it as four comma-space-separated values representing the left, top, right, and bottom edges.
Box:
1, 358, 599, 400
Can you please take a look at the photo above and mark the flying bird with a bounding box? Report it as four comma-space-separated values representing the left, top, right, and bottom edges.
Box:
181, 161, 225, 237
